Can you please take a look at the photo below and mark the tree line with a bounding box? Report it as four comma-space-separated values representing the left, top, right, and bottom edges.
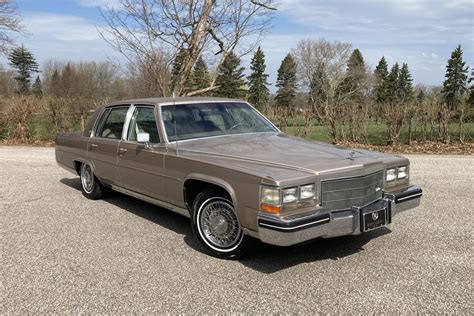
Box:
0, 0, 472, 144
1, 41, 473, 144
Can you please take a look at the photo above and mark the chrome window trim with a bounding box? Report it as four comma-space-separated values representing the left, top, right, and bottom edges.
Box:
123, 104, 163, 144
90, 107, 108, 138
92, 105, 131, 140
122, 104, 136, 140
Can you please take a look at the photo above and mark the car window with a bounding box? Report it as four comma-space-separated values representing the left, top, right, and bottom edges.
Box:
96, 106, 129, 139
162, 102, 277, 141
127, 106, 160, 143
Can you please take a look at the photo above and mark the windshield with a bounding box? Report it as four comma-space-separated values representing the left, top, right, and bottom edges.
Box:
162, 102, 277, 142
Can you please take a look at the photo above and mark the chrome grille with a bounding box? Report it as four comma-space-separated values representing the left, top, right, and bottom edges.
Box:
321, 171, 384, 210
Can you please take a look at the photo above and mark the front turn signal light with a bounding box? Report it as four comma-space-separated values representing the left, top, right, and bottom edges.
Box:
260, 203, 281, 214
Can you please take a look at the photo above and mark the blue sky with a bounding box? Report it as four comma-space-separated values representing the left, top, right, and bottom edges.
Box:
4, 0, 474, 90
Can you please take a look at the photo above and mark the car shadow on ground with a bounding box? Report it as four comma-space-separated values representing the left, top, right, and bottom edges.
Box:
238, 228, 391, 273
61, 177, 392, 274
60, 177, 193, 238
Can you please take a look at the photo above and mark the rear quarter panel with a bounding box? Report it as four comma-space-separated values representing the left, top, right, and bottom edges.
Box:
55, 131, 90, 173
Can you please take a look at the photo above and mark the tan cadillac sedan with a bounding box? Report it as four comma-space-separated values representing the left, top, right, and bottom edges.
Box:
56, 97, 423, 259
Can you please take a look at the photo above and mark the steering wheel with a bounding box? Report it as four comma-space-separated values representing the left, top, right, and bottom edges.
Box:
229, 123, 250, 131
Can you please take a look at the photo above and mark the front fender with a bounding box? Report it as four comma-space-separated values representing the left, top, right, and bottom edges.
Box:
184, 173, 240, 216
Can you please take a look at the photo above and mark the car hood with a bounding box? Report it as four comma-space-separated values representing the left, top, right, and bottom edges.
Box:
175, 133, 403, 181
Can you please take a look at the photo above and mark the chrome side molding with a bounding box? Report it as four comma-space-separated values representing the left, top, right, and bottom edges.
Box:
110, 184, 190, 218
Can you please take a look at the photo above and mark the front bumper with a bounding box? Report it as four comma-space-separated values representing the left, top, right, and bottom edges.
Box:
257, 185, 422, 246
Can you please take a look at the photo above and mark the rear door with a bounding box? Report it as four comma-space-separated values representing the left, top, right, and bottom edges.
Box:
88, 105, 130, 185
117, 105, 166, 200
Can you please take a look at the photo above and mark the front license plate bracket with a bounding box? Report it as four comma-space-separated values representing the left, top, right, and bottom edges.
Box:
362, 208, 386, 231
353, 199, 389, 233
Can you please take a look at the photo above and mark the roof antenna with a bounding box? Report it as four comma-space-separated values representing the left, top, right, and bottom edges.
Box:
173, 92, 179, 156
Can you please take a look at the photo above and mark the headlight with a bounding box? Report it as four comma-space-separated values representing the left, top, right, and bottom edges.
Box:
300, 184, 316, 199
260, 183, 318, 214
386, 168, 396, 182
397, 166, 408, 179
282, 187, 298, 203
260, 186, 280, 205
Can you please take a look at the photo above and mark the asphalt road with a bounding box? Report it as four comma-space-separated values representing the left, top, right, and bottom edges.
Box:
1, 146, 473, 313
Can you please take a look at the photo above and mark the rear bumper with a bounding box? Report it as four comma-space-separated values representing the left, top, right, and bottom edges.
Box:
257, 185, 422, 246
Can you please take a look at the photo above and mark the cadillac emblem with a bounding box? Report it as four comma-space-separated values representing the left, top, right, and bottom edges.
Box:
372, 211, 379, 221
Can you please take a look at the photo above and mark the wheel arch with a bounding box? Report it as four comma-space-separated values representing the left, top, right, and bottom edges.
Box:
73, 159, 98, 177
183, 174, 239, 214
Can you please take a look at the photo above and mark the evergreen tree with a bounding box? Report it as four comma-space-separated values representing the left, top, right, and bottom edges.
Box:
442, 45, 468, 110
215, 52, 246, 98
338, 48, 365, 100
32, 75, 43, 98
247, 46, 270, 110
48, 69, 61, 97
275, 53, 297, 107
398, 63, 413, 102
309, 66, 327, 106
417, 89, 425, 106
347, 49, 365, 77
373, 56, 389, 104
61, 63, 76, 97
170, 47, 187, 94
337, 49, 367, 141
191, 55, 210, 93
386, 62, 400, 105
8, 45, 39, 94
468, 69, 474, 108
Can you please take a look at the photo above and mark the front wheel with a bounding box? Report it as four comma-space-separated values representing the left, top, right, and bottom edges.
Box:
192, 191, 251, 259
80, 162, 104, 200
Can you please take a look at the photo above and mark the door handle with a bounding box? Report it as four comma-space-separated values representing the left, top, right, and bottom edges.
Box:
90, 143, 98, 149
118, 148, 127, 154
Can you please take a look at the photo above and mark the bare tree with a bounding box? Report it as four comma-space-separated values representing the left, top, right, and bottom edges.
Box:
124, 51, 172, 98
0, 0, 23, 56
98, 0, 275, 97
0, 62, 15, 95
292, 38, 352, 142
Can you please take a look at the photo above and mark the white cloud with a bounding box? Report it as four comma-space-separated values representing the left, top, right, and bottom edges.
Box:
267, 0, 474, 87
78, 0, 122, 9
0, 12, 122, 68
1, 1, 471, 90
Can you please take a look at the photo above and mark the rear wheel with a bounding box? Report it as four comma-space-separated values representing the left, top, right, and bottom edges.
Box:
80, 162, 103, 200
192, 191, 250, 259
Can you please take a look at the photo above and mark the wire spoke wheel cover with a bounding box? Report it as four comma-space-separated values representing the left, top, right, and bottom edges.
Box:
81, 164, 94, 194
197, 198, 243, 251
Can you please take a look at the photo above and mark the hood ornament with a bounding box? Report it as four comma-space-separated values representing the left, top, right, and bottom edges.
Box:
349, 151, 356, 160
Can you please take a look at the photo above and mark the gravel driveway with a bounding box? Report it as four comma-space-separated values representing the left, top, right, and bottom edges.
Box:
1, 146, 472, 313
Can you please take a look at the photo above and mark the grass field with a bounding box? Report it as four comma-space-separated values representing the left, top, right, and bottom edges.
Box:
2, 111, 473, 146
286, 122, 474, 144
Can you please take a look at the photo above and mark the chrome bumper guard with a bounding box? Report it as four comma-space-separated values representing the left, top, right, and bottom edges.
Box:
257, 185, 422, 247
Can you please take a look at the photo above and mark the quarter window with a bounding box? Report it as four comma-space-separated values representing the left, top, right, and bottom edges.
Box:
96, 106, 129, 139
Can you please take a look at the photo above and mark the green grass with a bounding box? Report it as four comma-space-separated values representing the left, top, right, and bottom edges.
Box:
3, 111, 474, 145
286, 122, 474, 145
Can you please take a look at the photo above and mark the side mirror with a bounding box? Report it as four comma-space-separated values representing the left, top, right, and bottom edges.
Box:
137, 132, 150, 149
137, 132, 150, 143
